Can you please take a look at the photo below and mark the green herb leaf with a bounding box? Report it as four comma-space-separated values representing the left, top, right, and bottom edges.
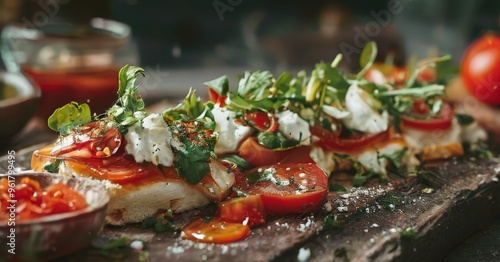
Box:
329, 183, 347, 192
378, 84, 444, 98
47, 102, 92, 135
323, 214, 341, 229
237, 71, 273, 99
357, 41, 378, 79
117, 65, 145, 112
378, 147, 408, 169
257, 131, 300, 150
455, 113, 475, 125
44, 159, 62, 173
400, 227, 417, 240
173, 138, 211, 184
204, 75, 229, 96
219, 155, 254, 171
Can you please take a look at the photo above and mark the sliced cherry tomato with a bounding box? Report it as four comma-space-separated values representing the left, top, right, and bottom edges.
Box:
238, 137, 312, 167
64, 154, 165, 183
218, 195, 266, 227
310, 125, 390, 154
182, 218, 250, 244
401, 103, 453, 131
236, 162, 328, 216
235, 111, 278, 132
208, 87, 227, 107
53, 122, 123, 158
461, 34, 500, 105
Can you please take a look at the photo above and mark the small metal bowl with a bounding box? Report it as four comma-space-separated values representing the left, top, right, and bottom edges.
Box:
0, 72, 40, 144
0, 172, 109, 261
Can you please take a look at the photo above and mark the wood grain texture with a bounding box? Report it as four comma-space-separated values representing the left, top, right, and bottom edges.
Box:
0, 150, 499, 262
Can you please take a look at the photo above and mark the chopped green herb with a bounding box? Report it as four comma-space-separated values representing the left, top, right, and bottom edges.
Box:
329, 183, 348, 193
400, 227, 417, 240
44, 159, 61, 173
204, 75, 229, 96
219, 155, 254, 171
378, 147, 408, 170
357, 41, 378, 79
378, 192, 404, 210
323, 214, 341, 229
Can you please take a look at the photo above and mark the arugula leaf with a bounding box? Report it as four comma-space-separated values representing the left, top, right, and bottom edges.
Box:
237, 71, 273, 99
378, 84, 444, 98
47, 102, 92, 135
329, 183, 347, 192
356, 41, 378, 79
204, 75, 229, 96
162, 89, 215, 130
405, 55, 451, 88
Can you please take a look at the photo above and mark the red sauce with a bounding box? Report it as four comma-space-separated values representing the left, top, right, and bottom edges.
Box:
0, 177, 87, 221
23, 67, 120, 119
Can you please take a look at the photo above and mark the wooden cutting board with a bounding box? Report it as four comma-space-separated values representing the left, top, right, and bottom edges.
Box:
0, 146, 499, 262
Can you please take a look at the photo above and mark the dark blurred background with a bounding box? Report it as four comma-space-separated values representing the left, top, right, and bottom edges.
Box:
1, 0, 499, 96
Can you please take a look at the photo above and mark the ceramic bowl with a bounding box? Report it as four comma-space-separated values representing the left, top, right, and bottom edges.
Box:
0, 72, 40, 144
0, 172, 109, 261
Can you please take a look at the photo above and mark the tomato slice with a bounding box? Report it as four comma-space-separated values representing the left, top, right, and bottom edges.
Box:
238, 137, 312, 167
64, 154, 164, 183
182, 218, 251, 244
235, 111, 278, 132
310, 125, 390, 154
401, 103, 453, 131
218, 195, 266, 227
236, 162, 328, 216
208, 87, 227, 107
53, 122, 123, 158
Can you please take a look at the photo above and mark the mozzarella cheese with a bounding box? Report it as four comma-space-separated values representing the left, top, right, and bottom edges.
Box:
212, 106, 253, 155
343, 83, 389, 134
353, 141, 419, 176
309, 146, 336, 175
125, 113, 176, 166
276, 110, 311, 145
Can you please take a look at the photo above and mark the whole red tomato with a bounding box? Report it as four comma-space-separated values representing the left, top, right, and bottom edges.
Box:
461, 34, 500, 104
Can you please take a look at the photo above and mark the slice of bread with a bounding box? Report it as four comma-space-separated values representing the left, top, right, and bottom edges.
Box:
31, 144, 235, 225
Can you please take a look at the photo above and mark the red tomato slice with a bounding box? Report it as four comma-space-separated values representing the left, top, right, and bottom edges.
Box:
238, 137, 312, 167
53, 122, 123, 158
208, 87, 227, 107
401, 103, 453, 131
310, 125, 390, 154
64, 155, 164, 183
236, 162, 328, 216
218, 195, 266, 227
235, 111, 278, 132
182, 218, 251, 244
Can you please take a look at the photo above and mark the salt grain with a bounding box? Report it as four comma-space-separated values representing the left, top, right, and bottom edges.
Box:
297, 247, 311, 261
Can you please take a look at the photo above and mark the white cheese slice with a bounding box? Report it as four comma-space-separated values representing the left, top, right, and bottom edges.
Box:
212, 106, 253, 155
343, 83, 389, 134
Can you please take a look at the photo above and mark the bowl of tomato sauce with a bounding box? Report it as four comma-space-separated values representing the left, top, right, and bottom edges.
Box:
0, 172, 109, 261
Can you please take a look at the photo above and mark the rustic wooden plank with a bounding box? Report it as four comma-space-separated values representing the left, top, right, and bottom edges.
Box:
0, 150, 499, 262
